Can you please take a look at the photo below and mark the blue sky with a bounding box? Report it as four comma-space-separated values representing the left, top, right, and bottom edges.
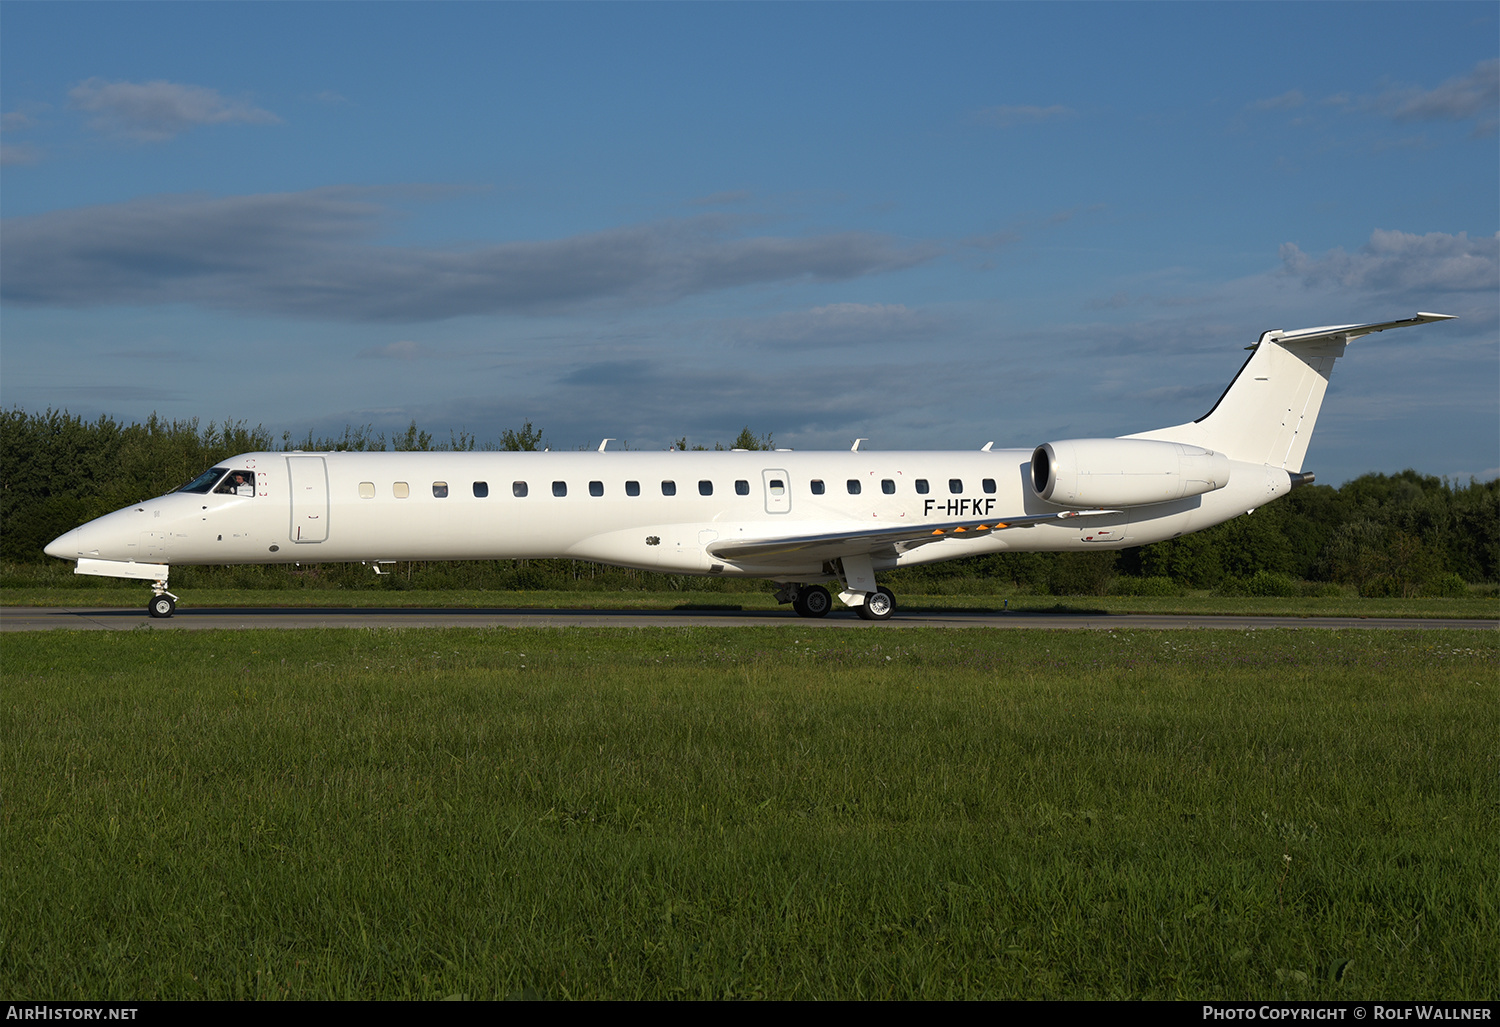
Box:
3, 2, 1496, 484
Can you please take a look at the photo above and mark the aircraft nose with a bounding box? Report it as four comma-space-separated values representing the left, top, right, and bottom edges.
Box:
44, 527, 81, 560
45, 528, 80, 561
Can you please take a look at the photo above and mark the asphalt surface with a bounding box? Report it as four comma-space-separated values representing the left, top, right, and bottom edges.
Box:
2, 606, 1495, 631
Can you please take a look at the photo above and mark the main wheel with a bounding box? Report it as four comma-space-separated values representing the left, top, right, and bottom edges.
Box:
148, 594, 176, 619
855, 586, 895, 621
793, 585, 832, 618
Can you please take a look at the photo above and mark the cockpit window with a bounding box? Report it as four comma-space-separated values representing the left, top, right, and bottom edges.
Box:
177, 467, 229, 494
214, 470, 256, 496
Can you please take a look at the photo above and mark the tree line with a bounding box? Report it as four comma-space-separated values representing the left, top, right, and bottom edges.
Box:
3, 407, 1495, 596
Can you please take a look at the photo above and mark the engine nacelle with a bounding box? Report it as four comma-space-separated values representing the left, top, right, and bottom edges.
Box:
1031, 438, 1231, 507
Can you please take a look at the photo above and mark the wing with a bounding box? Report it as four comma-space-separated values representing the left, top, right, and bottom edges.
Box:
706, 508, 1120, 564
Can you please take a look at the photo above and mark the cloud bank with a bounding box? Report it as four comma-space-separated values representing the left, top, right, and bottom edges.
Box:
0, 189, 936, 322
1375, 58, 1498, 127
1279, 229, 1499, 296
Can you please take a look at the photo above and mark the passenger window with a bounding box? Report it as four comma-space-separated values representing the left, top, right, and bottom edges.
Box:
473, 481, 489, 498
811, 479, 825, 495
769, 479, 785, 495
512, 481, 528, 498
915, 479, 929, 495
215, 470, 256, 496
359, 482, 376, 499
881, 479, 895, 495
626, 481, 641, 497
983, 478, 996, 494
735, 480, 750, 496
590, 481, 604, 497
949, 479, 963, 494
662, 480, 676, 496
432, 482, 449, 498
699, 480, 713, 496
552, 481, 567, 497
847, 480, 862, 495
394, 482, 410, 499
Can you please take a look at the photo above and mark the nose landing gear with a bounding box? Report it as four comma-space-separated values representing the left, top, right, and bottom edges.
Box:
148, 578, 178, 619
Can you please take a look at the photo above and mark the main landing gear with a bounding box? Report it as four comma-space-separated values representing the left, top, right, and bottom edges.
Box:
775, 581, 897, 620
855, 586, 896, 622
148, 578, 178, 619
791, 584, 832, 618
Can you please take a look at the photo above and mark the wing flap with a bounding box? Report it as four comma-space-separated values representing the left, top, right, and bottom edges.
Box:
706, 509, 1120, 562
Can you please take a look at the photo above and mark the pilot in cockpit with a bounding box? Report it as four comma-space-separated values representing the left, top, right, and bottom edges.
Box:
215, 471, 255, 497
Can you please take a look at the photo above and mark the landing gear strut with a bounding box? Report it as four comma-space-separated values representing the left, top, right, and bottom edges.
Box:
148, 579, 178, 619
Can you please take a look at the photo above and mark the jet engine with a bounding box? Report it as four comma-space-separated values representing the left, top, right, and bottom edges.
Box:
1031, 438, 1231, 507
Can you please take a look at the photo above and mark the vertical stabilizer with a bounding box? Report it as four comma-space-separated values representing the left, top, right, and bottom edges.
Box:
1126, 313, 1454, 472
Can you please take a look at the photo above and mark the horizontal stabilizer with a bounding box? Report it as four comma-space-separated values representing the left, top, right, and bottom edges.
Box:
1260, 311, 1455, 349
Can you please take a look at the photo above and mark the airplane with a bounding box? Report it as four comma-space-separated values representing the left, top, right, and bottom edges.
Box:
44, 312, 1454, 620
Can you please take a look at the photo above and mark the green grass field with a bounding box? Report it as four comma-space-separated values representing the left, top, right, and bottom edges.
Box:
3, 585, 1497, 621
3, 628, 1496, 999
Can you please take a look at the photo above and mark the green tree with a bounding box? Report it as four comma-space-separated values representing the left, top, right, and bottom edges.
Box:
731, 427, 774, 451
499, 421, 545, 452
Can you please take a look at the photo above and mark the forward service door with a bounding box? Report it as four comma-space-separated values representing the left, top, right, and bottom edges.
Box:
287, 456, 329, 543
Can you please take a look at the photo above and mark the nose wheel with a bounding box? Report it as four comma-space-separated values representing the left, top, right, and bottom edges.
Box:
148, 584, 178, 619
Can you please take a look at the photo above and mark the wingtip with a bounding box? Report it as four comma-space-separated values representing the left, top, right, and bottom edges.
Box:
1416, 311, 1457, 321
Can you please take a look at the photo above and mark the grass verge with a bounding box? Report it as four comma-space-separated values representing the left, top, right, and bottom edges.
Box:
2, 586, 1498, 620
3, 627, 1496, 999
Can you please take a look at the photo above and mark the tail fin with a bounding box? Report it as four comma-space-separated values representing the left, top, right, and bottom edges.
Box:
1127, 312, 1455, 472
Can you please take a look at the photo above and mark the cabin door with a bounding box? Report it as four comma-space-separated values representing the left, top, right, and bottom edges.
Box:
287, 456, 329, 543
762, 469, 791, 514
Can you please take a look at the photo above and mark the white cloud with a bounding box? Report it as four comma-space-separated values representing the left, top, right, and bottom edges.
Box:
1375, 58, 1499, 127
1279, 229, 1500, 295
68, 78, 280, 142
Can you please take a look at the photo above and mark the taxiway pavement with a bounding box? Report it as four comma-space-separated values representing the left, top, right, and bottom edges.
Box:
2, 606, 1495, 631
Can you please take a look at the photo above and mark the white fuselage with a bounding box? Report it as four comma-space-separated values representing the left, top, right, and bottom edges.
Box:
48, 447, 1287, 583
